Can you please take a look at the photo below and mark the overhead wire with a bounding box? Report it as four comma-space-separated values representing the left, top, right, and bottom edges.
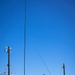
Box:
36, 49, 52, 75
23, 0, 52, 74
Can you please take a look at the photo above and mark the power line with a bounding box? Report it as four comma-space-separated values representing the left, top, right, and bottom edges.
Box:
36, 50, 52, 75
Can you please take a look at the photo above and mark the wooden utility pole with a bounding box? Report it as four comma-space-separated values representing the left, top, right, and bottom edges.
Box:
5, 46, 11, 75
63, 63, 65, 75
43, 73, 46, 75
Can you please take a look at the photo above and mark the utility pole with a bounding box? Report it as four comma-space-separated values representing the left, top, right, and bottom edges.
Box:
43, 74, 46, 75
62, 63, 65, 75
5, 46, 11, 75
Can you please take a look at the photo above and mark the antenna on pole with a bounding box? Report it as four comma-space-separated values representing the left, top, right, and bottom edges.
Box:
62, 63, 65, 75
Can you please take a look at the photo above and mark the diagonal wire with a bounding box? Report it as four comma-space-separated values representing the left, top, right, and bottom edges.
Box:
36, 50, 51, 75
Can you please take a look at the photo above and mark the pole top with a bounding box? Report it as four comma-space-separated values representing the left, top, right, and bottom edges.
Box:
4, 46, 11, 53
63, 63, 65, 68
43, 74, 46, 75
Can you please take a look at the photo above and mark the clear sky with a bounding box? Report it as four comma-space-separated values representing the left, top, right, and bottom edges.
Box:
0, 0, 24, 75
0, 0, 75, 75
26, 0, 75, 75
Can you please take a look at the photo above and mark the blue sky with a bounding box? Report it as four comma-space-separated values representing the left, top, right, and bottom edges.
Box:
0, 0, 24, 75
26, 0, 75, 75
0, 0, 75, 75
